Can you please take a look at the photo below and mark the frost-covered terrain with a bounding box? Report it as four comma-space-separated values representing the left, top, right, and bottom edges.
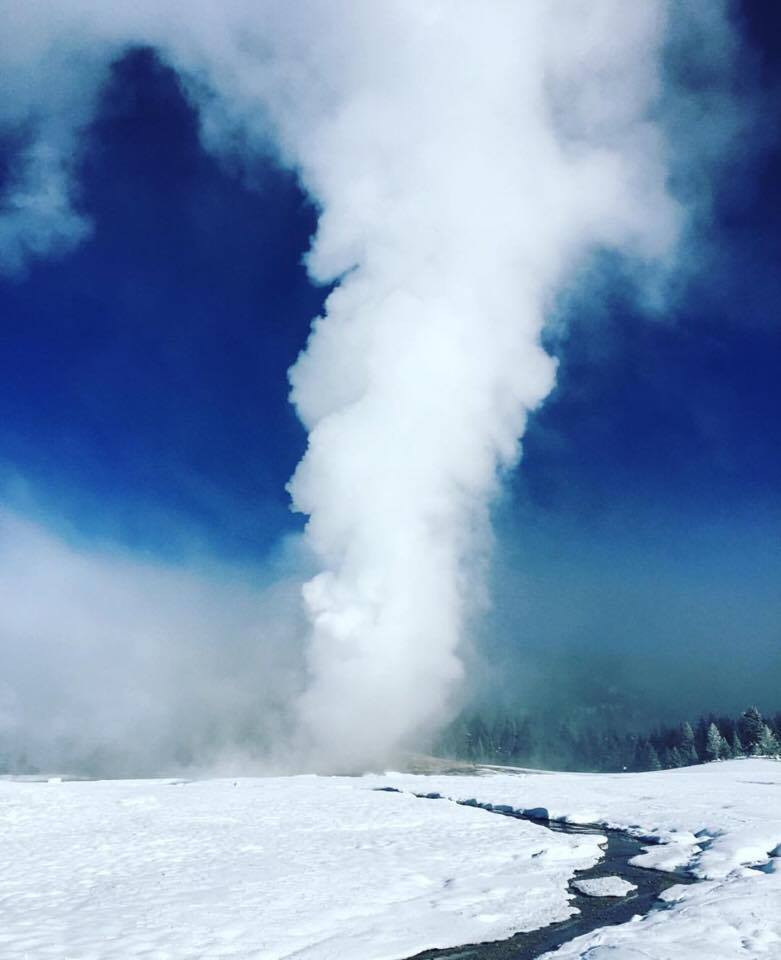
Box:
371, 759, 781, 959
0, 759, 778, 959
0, 773, 604, 959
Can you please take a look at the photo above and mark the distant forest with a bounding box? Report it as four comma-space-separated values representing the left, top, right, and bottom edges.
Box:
435, 705, 781, 772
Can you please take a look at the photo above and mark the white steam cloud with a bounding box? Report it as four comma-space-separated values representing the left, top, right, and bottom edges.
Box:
0, 2, 736, 770
0, 511, 306, 775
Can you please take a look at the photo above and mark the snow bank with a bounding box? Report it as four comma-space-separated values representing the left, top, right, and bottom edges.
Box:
372, 758, 781, 878
548, 869, 781, 960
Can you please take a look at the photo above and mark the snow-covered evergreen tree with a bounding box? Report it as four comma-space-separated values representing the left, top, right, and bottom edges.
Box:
667, 746, 684, 768
647, 741, 662, 770
633, 738, 661, 771
704, 722, 723, 762
679, 722, 699, 765
756, 724, 780, 757
433, 703, 778, 771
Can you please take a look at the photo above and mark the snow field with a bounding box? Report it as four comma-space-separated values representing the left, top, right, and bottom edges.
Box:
1, 759, 778, 959
0, 774, 602, 960
371, 759, 781, 959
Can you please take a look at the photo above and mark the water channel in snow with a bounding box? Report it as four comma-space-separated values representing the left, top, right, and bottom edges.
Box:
375, 788, 697, 960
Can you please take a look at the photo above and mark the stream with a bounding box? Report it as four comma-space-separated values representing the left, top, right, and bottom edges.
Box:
376, 788, 697, 960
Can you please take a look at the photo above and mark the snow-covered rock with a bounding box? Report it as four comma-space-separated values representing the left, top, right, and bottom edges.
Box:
572, 876, 637, 897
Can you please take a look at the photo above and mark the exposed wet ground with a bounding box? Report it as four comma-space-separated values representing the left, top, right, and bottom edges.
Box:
378, 789, 697, 960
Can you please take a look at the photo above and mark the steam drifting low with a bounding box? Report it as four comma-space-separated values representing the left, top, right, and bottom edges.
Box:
0, 1, 733, 771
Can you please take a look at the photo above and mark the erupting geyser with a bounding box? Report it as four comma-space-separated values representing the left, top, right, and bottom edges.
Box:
283, 1, 682, 769
0, 0, 734, 771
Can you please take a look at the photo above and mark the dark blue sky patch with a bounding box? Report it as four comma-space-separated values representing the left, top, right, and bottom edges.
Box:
525, 267, 781, 517
0, 48, 325, 559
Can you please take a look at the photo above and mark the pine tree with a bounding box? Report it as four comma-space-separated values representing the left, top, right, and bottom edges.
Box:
704, 722, 723, 762
497, 715, 519, 762
695, 716, 713, 758
679, 722, 699, 765
633, 739, 655, 771
717, 715, 736, 743
667, 746, 684, 768
738, 707, 765, 754
757, 724, 780, 757
601, 731, 626, 771
772, 713, 781, 740
647, 741, 662, 770
731, 730, 744, 757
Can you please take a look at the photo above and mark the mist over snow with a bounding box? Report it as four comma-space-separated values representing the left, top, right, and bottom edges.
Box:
0, 511, 307, 776
0, 1, 744, 772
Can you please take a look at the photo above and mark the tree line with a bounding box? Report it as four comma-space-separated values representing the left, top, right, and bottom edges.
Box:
434, 705, 781, 772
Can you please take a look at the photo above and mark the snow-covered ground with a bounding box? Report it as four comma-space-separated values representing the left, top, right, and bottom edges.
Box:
371, 759, 781, 959
0, 773, 604, 959
0, 759, 778, 959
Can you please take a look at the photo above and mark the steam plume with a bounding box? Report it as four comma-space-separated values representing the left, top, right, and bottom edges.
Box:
0, 2, 733, 770
267, 1, 682, 769
0, 511, 306, 775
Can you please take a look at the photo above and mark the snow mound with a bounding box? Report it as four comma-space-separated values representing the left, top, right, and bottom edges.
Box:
572, 876, 637, 897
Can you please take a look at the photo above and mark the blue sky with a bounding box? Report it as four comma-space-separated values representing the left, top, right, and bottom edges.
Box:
0, 48, 323, 558
0, 3, 779, 727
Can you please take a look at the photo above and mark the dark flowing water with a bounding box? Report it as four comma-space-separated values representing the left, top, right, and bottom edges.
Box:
375, 788, 697, 960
